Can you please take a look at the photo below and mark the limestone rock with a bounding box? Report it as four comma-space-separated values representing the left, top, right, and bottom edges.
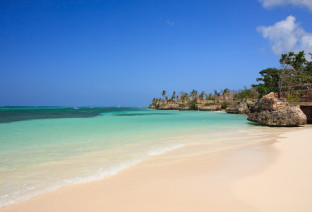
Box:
157, 102, 181, 110
225, 103, 238, 113
260, 92, 278, 111
247, 93, 307, 126
237, 102, 249, 114
247, 106, 307, 126
226, 102, 249, 114
198, 104, 221, 111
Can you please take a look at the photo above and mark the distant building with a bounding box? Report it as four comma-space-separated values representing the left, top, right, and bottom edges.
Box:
197, 99, 203, 103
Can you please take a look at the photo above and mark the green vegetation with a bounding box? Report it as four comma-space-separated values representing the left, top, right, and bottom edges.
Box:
198, 91, 205, 100
151, 51, 312, 109
188, 99, 197, 110
170, 91, 176, 102
221, 102, 230, 110
252, 68, 280, 97
161, 90, 166, 101
286, 93, 300, 105
252, 51, 312, 98
234, 87, 259, 101
205, 102, 216, 106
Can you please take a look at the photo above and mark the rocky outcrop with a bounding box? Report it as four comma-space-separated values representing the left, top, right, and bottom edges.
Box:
156, 102, 182, 110
226, 102, 249, 114
225, 103, 238, 113
247, 92, 307, 126
150, 102, 221, 111
150, 102, 191, 110
197, 104, 221, 111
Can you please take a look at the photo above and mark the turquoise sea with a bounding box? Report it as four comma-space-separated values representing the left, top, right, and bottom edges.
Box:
0, 107, 274, 208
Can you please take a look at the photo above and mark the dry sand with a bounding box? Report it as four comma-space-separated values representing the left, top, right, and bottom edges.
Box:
232, 127, 312, 212
1, 127, 311, 212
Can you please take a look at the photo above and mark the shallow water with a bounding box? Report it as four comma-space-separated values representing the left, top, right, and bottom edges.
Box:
0, 107, 274, 208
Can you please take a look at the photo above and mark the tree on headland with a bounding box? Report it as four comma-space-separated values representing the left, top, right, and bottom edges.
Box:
252, 68, 281, 97
214, 90, 221, 102
253, 51, 312, 99
179, 91, 189, 103
277, 51, 307, 98
222, 88, 230, 101
234, 87, 259, 101
198, 91, 205, 100
151, 98, 162, 108
161, 90, 167, 101
205, 93, 214, 101
151, 51, 312, 109
280, 51, 307, 74
214, 90, 220, 96
307, 53, 312, 74
280, 51, 311, 87
183, 92, 189, 102
171, 91, 176, 102
190, 89, 198, 100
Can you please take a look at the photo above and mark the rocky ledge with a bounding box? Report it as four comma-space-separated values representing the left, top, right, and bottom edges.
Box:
150, 102, 221, 111
247, 92, 307, 127
225, 102, 250, 114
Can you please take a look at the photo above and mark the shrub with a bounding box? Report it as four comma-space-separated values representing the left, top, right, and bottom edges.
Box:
221, 101, 230, 109
187, 99, 197, 110
286, 93, 300, 105
205, 102, 216, 106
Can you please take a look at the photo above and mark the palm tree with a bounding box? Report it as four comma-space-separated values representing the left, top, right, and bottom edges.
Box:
199, 91, 205, 100
161, 90, 167, 101
171, 91, 176, 102
179, 91, 189, 103
206, 93, 214, 101
183, 93, 189, 103
222, 88, 230, 101
214, 90, 220, 103
190, 89, 198, 99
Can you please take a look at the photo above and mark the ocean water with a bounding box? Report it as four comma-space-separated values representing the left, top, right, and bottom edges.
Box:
0, 107, 273, 208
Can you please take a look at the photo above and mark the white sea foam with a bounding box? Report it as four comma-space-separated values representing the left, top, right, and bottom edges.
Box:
62, 159, 143, 184
0, 144, 186, 208
0, 159, 143, 208
147, 144, 185, 156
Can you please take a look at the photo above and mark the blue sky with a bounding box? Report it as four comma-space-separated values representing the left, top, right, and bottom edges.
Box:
1, 0, 312, 106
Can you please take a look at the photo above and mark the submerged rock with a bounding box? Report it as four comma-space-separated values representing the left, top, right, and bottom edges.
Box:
247, 92, 307, 126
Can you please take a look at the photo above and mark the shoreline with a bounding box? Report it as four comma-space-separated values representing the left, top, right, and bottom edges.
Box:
1, 126, 311, 212
0, 110, 262, 208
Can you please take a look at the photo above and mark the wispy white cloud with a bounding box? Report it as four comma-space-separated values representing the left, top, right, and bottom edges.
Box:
166, 20, 175, 27
259, 0, 312, 11
257, 15, 312, 55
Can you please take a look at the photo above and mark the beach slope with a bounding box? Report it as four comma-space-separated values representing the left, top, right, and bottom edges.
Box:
232, 127, 312, 212
1, 127, 311, 212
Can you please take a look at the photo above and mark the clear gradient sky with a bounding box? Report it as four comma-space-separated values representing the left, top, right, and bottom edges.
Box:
1, 0, 312, 106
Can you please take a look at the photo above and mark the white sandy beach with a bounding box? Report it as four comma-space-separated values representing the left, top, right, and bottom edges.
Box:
1, 126, 311, 212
